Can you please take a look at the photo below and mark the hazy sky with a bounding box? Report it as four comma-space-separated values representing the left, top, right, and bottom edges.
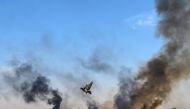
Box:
0, 0, 162, 70
2, 1, 190, 109
0, 0, 165, 109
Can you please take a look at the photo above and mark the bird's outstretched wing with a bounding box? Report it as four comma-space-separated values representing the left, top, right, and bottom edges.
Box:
80, 87, 85, 92
86, 81, 93, 90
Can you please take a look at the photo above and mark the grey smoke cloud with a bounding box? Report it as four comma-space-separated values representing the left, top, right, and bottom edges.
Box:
78, 48, 114, 74
114, 67, 137, 109
2, 62, 63, 109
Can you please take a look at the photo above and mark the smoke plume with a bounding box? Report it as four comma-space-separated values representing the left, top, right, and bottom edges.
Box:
21, 76, 50, 103
78, 48, 114, 74
3, 62, 62, 109
115, 0, 190, 109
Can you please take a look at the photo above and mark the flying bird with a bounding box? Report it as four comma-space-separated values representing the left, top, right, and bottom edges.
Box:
80, 81, 93, 94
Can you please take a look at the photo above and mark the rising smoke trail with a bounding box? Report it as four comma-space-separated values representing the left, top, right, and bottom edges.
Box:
115, 0, 190, 109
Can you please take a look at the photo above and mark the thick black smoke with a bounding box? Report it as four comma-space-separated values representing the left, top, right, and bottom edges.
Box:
48, 90, 62, 109
3, 62, 62, 109
21, 76, 50, 103
114, 0, 190, 109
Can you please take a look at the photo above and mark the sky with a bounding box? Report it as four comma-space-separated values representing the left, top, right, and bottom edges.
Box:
0, 0, 163, 93
0, 0, 164, 87
0, 0, 163, 89
0, 0, 162, 70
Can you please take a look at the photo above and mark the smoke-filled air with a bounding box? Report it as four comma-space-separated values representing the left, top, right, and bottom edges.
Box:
0, 0, 190, 109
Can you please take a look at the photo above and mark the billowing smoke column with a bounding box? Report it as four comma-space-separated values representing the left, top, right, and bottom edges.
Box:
4, 63, 62, 109
115, 0, 190, 109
